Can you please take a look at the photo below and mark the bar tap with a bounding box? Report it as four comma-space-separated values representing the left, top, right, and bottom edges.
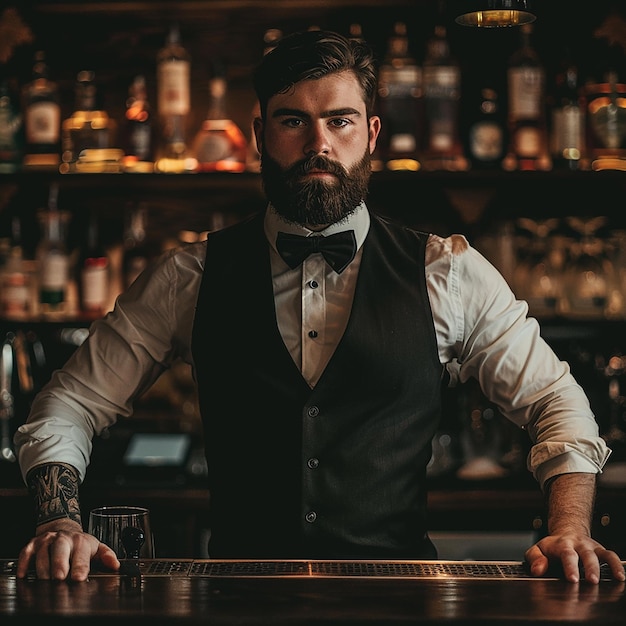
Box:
0, 334, 16, 462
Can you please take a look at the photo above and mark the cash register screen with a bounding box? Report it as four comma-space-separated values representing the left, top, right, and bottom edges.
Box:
123, 433, 191, 467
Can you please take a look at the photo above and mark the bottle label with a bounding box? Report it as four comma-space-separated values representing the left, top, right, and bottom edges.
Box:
40, 252, 69, 290
81, 263, 109, 310
514, 126, 541, 157
158, 61, 190, 116
552, 106, 584, 155
470, 121, 503, 161
26, 102, 61, 144
508, 68, 543, 119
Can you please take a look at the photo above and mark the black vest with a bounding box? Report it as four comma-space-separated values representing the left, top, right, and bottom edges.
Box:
192, 211, 443, 558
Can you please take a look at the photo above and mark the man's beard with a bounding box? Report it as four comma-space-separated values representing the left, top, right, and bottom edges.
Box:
260, 149, 372, 227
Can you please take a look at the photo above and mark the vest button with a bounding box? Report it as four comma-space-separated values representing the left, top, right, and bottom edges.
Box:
307, 458, 319, 469
308, 330, 318, 338
309, 280, 319, 289
307, 406, 320, 418
305, 511, 317, 523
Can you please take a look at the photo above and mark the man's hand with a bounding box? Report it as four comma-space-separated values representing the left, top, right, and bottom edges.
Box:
525, 472, 625, 583
525, 532, 625, 583
16, 517, 120, 582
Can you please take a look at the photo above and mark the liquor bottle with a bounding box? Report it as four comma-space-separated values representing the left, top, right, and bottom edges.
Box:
502, 23, 551, 172
191, 64, 247, 173
0, 79, 24, 173
0, 216, 31, 319
246, 28, 283, 173
61, 70, 119, 173
78, 211, 110, 319
21, 50, 61, 168
375, 21, 423, 171
155, 24, 192, 173
36, 183, 71, 316
464, 83, 506, 170
122, 75, 154, 172
550, 55, 586, 171
122, 202, 151, 289
583, 38, 626, 171
421, 24, 468, 171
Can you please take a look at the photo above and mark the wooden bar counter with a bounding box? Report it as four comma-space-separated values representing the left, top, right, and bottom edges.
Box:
1, 559, 625, 625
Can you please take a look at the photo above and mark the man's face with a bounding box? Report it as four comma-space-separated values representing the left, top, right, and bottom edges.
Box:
254, 71, 380, 228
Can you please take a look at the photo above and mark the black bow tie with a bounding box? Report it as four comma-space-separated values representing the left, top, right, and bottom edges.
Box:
276, 230, 357, 274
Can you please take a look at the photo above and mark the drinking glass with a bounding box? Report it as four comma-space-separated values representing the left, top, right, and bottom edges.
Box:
88, 506, 155, 559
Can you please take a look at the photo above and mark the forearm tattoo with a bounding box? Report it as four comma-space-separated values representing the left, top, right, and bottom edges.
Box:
26, 463, 83, 528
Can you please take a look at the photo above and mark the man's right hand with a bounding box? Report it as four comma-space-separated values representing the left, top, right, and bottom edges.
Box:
16, 518, 120, 581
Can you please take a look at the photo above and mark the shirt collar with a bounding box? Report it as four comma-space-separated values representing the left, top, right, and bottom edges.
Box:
264, 202, 370, 257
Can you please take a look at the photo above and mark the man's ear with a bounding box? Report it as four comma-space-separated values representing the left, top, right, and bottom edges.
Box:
368, 116, 381, 154
253, 117, 263, 154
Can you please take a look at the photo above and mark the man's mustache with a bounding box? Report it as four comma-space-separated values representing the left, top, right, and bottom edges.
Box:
288, 155, 348, 178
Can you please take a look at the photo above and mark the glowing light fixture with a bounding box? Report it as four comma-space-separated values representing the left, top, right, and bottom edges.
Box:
453, 0, 536, 27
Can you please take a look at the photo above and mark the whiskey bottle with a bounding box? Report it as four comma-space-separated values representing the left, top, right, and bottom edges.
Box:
550, 56, 586, 171
421, 24, 467, 171
21, 50, 61, 169
246, 28, 283, 173
36, 184, 71, 317
376, 22, 423, 171
78, 210, 110, 319
191, 65, 247, 173
464, 83, 506, 170
0, 79, 24, 173
122, 75, 154, 172
61, 70, 120, 173
502, 23, 551, 171
155, 24, 192, 173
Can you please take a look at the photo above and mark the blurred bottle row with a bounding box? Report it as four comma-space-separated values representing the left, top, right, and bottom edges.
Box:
0, 183, 231, 321
373, 19, 626, 173
2, 18, 626, 175
0, 24, 250, 175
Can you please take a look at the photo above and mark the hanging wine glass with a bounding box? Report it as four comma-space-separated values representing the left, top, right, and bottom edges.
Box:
564, 216, 613, 320
513, 217, 564, 318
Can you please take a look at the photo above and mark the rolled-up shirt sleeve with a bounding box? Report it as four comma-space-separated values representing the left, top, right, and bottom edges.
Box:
426, 233, 611, 489
14, 243, 204, 483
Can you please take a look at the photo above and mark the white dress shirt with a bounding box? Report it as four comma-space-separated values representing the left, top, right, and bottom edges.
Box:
15, 203, 611, 490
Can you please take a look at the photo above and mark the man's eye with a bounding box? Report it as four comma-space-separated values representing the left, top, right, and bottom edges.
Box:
330, 118, 350, 128
283, 118, 304, 127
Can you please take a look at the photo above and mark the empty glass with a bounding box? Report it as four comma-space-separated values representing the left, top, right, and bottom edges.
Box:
88, 506, 155, 559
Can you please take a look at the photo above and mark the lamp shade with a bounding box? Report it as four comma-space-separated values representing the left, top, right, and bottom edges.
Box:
452, 0, 536, 27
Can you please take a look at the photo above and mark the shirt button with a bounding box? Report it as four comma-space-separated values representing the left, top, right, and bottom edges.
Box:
305, 511, 317, 523
309, 280, 319, 289
307, 458, 319, 469
308, 330, 318, 338
307, 406, 320, 418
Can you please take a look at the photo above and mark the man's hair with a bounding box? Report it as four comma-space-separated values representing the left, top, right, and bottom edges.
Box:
252, 29, 378, 119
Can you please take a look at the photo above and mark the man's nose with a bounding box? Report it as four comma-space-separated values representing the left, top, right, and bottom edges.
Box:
304, 123, 331, 156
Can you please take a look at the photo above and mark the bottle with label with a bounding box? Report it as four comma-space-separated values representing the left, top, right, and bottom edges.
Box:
0, 215, 32, 319
21, 50, 61, 168
464, 83, 506, 170
61, 70, 119, 173
36, 184, 71, 317
502, 23, 552, 172
122, 75, 154, 172
155, 24, 192, 173
78, 211, 110, 319
375, 21, 423, 172
122, 202, 151, 290
421, 24, 468, 171
246, 28, 283, 173
191, 64, 247, 173
550, 56, 586, 171
0, 79, 24, 173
